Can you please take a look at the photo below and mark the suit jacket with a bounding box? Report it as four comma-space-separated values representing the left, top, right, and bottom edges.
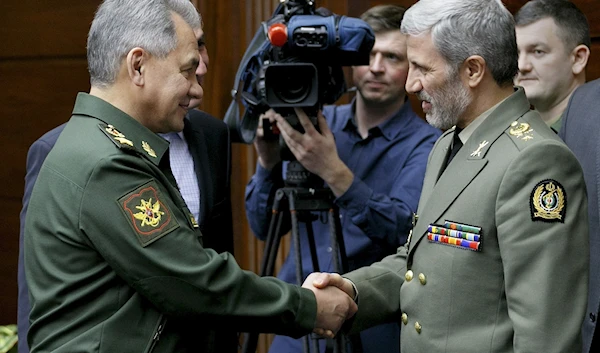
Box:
18, 109, 236, 353
560, 78, 600, 353
345, 88, 589, 353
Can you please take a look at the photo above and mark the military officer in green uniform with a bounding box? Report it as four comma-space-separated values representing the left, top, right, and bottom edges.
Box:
305, 0, 589, 352
23, 1, 357, 352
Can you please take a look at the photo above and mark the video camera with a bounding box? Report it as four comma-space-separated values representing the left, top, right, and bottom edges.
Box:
224, 0, 375, 145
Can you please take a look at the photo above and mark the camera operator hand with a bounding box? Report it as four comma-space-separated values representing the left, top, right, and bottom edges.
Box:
274, 108, 354, 197
254, 109, 281, 171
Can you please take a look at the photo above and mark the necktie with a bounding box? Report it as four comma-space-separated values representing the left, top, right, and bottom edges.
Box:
446, 127, 463, 167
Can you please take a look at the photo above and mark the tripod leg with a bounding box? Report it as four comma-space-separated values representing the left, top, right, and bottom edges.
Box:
243, 193, 286, 353
305, 218, 320, 273
327, 209, 342, 274
303, 218, 323, 353
261, 210, 280, 276
265, 211, 285, 276
328, 209, 363, 353
329, 209, 349, 273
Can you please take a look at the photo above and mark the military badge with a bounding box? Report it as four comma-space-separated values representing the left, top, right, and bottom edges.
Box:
470, 140, 489, 157
530, 179, 566, 222
142, 141, 157, 158
119, 180, 179, 246
99, 124, 134, 149
509, 121, 534, 141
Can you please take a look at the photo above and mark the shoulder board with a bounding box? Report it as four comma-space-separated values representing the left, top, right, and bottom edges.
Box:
504, 120, 538, 150
98, 123, 137, 152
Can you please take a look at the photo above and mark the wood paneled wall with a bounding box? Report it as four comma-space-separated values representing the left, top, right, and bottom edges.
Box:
0, 1, 598, 352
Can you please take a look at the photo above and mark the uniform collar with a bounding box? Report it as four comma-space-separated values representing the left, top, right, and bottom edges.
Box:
72, 92, 169, 165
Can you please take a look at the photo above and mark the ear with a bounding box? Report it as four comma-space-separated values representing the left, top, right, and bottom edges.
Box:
126, 47, 145, 86
462, 55, 486, 88
571, 44, 590, 76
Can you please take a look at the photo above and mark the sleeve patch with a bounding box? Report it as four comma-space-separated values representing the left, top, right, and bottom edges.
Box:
119, 180, 179, 246
530, 179, 567, 223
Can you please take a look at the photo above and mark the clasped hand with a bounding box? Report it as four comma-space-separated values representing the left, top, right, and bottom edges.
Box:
301, 272, 357, 338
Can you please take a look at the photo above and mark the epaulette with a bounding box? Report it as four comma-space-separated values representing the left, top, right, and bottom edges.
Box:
98, 123, 137, 153
505, 120, 538, 151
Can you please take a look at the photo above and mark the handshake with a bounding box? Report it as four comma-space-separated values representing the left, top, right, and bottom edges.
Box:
301, 272, 358, 338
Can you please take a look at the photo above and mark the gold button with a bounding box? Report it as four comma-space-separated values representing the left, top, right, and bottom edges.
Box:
418, 273, 427, 285
401, 313, 408, 325
415, 321, 422, 334
511, 121, 518, 127
405, 270, 414, 282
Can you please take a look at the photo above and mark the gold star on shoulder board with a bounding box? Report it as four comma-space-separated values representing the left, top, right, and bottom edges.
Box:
142, 141, 157, 158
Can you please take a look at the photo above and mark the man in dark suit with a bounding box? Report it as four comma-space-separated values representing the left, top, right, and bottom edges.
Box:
17, 3, 235, 352
559, 78, 600, 353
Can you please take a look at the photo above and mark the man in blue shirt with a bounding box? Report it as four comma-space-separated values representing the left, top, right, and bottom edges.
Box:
245, 5, 441, 353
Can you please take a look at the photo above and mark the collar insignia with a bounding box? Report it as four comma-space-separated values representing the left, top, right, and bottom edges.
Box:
142, 141, 157, 158
470, 140, 489, 157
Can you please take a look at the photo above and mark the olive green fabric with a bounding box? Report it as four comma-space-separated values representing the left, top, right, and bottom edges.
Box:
345, 88, 589, 353
0, 325, 17, 353
24, 93, 316, 353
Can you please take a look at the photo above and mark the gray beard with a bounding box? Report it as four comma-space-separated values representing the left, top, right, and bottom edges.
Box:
421, 76, 472, 131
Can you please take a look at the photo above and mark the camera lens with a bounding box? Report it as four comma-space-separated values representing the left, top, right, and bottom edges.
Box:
265, 63, 318, 107
275, 69, 312, 104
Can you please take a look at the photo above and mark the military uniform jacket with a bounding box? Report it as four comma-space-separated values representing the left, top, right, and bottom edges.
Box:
344, 88, 589, 353
24, 93, 316, 353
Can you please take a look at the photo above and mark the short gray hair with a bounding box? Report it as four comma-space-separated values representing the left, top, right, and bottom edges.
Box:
401, 0, 518, 87
87, 0, 200, 88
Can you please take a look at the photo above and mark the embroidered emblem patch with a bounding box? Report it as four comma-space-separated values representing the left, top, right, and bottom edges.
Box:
133, 198, 165, 227
530, 179, 566, 223
119, 181, 179, 246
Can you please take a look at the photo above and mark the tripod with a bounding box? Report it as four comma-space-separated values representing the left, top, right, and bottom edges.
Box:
242, 181, 363, 353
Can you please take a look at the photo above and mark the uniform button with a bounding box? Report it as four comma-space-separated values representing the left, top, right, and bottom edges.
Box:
415, 321, 422, 334
405, 270, 414, 282
401, 313, 408, 325
327, 247, 332, 253
418, 273, 427, 285
590, 312, 597, 323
